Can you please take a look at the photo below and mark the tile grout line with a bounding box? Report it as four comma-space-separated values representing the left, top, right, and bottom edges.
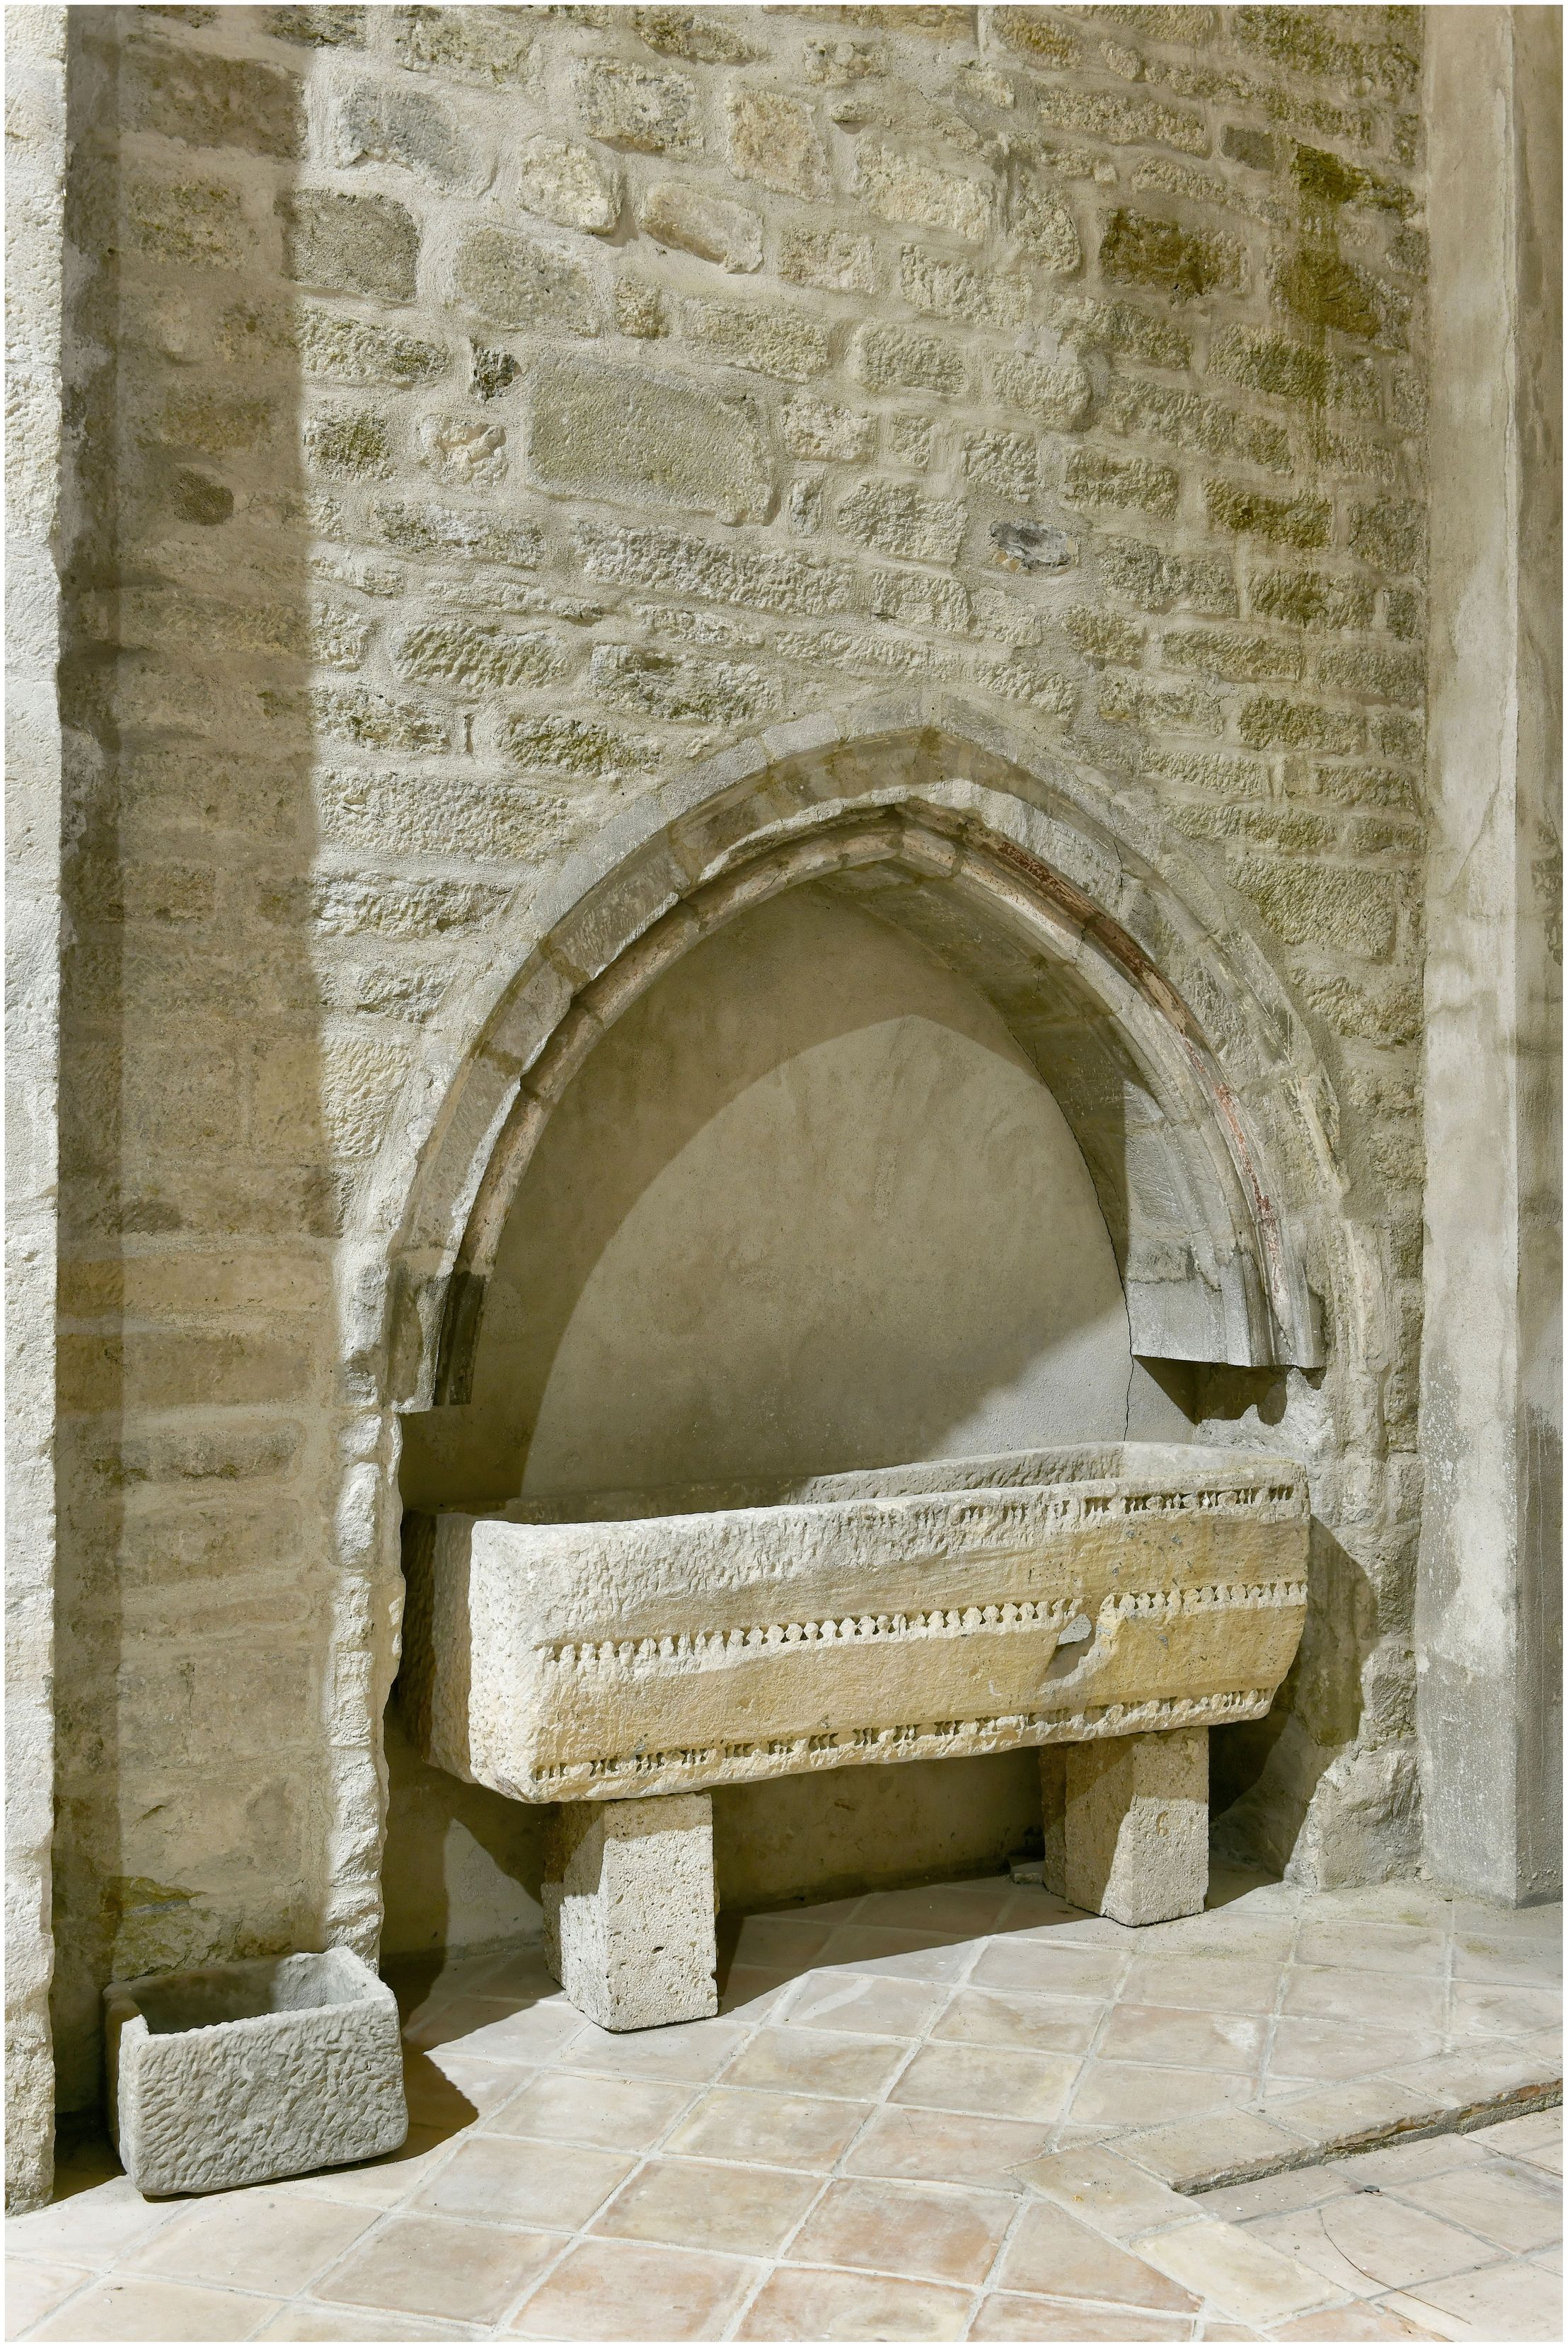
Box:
13, 1884, 1555, 2340
253, 1959, 608, 2336
947, 1891, 1119, 2333
468, 1930, 800, 2339
1255, 1882, 1303, 2108
1039, 1915, 1136, 2152
494, 2005, 781, 2335
483, 1887, 981, 2341
715, 1911, 1002, 2341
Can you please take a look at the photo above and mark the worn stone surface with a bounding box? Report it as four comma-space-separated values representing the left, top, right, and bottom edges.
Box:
1417, 8, 1563, 1905
525, 353, 771, 523
577, 55, 698, 154
4, 1, 64, 2215
330, 74, 476, 190
404, 1447, 1308, 1803
516, 135, 621, 235
451, 224, 599, 333
541, 1793, 717, 2031
639, 179, 761, 272
277, 188, 418, 299
1059, 1726, 1209, 1926
105, 1949, 407, 2194
726, 86, 828, 196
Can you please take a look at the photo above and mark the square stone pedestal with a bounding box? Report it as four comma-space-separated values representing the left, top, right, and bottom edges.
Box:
542, 1790, 718, 2031
1040, 1727, 1209, 1925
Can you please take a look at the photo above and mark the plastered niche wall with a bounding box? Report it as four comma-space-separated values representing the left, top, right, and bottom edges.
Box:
390, 881, 1189, 1946
47, 0, 1427, 2112
403, 882, 1182, 1508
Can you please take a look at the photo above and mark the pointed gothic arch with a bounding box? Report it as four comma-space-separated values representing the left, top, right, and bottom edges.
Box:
358, 695, 1351, 1430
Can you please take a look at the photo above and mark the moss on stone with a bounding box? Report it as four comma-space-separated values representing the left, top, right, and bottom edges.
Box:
1098, 207, 1243, 301
1206, 480, 1332, 549
1275, 246, 1385, 342
1209, 326, 1329, 405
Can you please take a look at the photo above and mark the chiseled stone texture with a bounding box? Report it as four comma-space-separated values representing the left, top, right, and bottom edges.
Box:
541, 1792, 717, 2031
45, 0, 1432, 2123
1060, 1725, 1210, 1926
105, 1949, 407, 2196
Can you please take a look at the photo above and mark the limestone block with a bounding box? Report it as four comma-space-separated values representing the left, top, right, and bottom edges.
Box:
577, 58, 698, 155
1061, 1727, 1209, 1926
780, 223, 877, 293
405, 1444, 1308, 1804
526, 354, 771, 524
990, 352, 1092, 429
640, 181, 761, 273
393, 6, 531, 85
1009, 180, 1081, 271
684, 296, 832, 384
415, 415, 507, 490
851, 322, 967, 396
331, 78, 478, 192
900, 246, 1029, 329
277, 190, 417, 301
541, 1794, 717, 2030
451, 226, 600, 335
518, 137, 621, 235
856, 143, 993, 242
104, 1949, 406, 2196
784, 398, 876, 463
122, 41, 303, 158
726, 88, 829, 196
838, 479, 967, 566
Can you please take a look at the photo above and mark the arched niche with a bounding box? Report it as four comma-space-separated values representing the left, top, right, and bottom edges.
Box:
400, 879, 1189, 1514
367, 702, 1368, 1947
407, 785, 1325, 1429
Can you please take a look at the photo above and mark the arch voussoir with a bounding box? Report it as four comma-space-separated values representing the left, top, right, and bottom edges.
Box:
364, 698, 1352, 1420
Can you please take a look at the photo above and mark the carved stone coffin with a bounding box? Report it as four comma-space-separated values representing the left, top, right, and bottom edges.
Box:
401, 1444, 1310, 1804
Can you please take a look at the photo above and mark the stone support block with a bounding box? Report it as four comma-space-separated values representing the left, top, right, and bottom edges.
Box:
1041, 1728, 1209, 1926
542, 1793, 717, 2031
104, 1949, 407, 2196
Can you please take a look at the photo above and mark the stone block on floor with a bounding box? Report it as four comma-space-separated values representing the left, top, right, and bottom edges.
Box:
103, 1951, 407, 2198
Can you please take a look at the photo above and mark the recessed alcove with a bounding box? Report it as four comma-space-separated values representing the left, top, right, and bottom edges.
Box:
386, 879, 1197, 1953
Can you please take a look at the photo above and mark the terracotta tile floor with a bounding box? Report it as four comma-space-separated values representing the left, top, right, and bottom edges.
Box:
6, 1870, 1560, 2342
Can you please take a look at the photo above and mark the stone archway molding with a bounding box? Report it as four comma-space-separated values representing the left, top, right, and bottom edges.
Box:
355, 691, 1345, 1424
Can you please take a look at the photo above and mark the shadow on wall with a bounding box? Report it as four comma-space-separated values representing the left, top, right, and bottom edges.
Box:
1214, 1515, 1376, 1876
386, 879, 1194, 1950
380, 1704, 546, 1960
400, 881, 1183, 1515
52, 23, 338, 2108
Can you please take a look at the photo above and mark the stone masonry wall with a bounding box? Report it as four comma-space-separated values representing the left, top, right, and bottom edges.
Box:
52, 3, 1427, 2109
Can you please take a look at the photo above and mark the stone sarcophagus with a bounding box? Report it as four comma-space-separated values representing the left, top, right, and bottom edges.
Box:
402, 1444, 1308, 2029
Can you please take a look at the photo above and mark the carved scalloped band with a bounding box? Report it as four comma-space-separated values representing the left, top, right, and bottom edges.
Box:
538, 1594, 1076, 1671
537, 1579, 1307, 1674
525, 1685, 1276, 1799
1102, 1577, 1308, 1623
